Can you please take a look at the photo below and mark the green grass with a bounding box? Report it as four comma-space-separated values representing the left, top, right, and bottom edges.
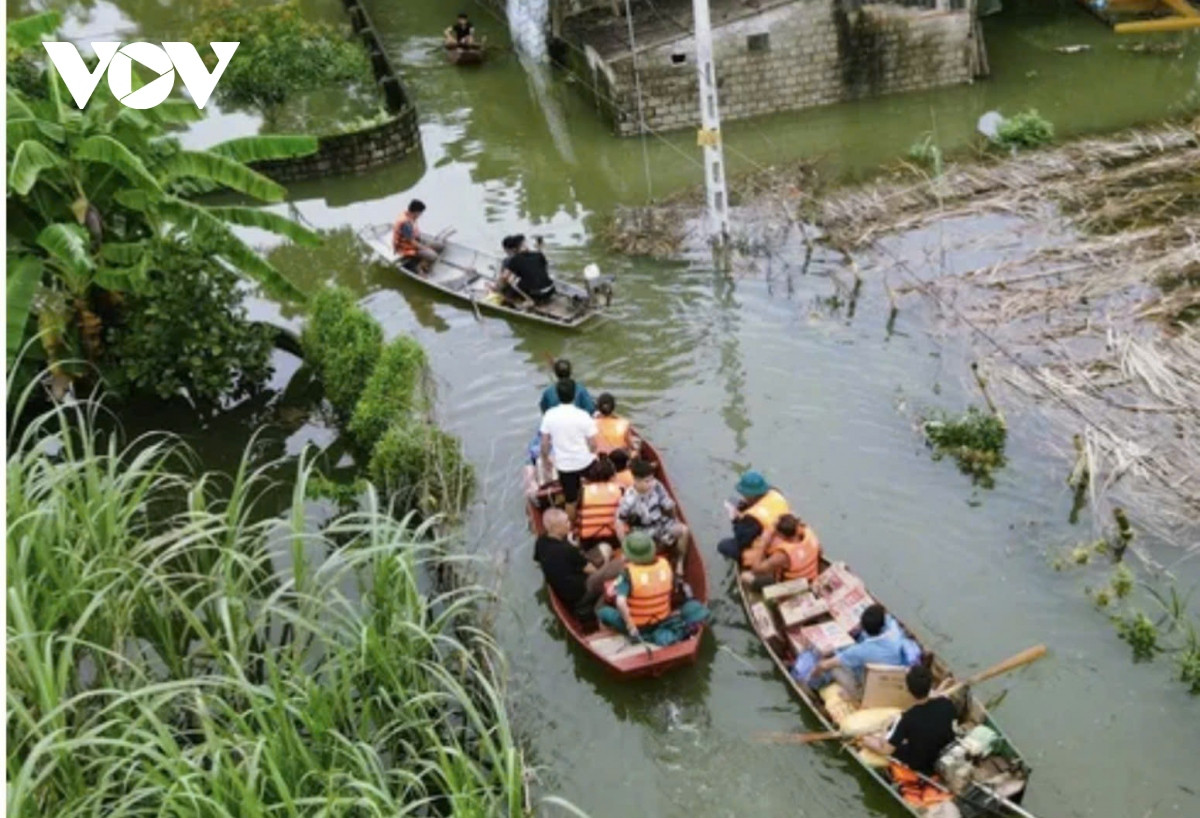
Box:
6, 398, 539, 816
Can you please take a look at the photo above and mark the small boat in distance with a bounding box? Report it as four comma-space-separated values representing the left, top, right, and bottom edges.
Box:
527, 437, 709, 678
445, 42, 487, 66
359, 226, 611, 330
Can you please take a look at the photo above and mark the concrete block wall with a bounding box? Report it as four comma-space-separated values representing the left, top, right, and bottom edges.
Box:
587, 1, 972, 136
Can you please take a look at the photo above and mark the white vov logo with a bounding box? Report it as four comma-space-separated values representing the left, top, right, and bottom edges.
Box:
42, 42, 239, 110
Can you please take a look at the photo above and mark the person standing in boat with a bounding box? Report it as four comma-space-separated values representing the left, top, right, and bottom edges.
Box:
534, 508, 625, 621
717, 470, 792, 565
444, 12, 475, 49
739, 513, 820, 588
539, 378, 599, 523
392, 199, 443, 273
540, 358, 595, 415
498, 234, 557, 305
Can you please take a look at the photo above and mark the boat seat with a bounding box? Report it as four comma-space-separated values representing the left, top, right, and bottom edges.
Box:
587, 629, 662, 661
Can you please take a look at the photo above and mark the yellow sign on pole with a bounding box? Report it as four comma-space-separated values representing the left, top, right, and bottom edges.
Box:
697, 127, 721, 147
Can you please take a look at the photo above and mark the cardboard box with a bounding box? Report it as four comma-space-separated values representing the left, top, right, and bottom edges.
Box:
778, 592, 829, 628
799, 620, 855, 656
861, 664, 917, 709
762, 577, 810, 604
749, 601, 780, 645
785, 626, 808, 657
827, 585, 875, 635
816, 562, 864, 598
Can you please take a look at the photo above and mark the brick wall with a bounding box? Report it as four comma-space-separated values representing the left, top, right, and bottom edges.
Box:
252, 0, 422, 183
576, 1, 973, 136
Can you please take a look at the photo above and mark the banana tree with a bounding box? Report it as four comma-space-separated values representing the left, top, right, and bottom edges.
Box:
6, 13, 322, 377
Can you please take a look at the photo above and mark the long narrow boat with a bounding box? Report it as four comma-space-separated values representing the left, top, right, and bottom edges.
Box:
360, 226, 609, 330
738, 554, 1035, 817
527, 438, 709, 678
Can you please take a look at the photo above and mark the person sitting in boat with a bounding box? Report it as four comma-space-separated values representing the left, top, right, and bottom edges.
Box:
540, 378, 599, 523
578, 458, 624, 543
615, 459, 690, 578
392, 199, 443, 273
594, 392, 640, 455
810, 604, 907, 702
608, 448, 635, 489
717, 470, 791, 566
498, 234, 557, 305
540, 358, 595, 414
860, 665, 957, 777
444, 12, 475, 48
535, 508, 625, 621
739, 513, 820, 588
597, 531, 673, 639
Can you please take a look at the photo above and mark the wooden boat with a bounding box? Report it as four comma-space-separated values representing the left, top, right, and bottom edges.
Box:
738, 554, 1036, 817
526, 438, 709, 678
360, 226, 610, 330
445, 42, 487, 66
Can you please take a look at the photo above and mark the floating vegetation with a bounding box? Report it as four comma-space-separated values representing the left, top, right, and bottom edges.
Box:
922, 406, 1007, 488
993, 109, 1055, 150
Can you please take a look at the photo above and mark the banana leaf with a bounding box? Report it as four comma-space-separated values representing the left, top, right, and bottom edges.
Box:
161, 150, 285, 203
6, 256, 44, 369
73, 135, 163, 192
208, 135, 319, 164
6, 11, 61, 49
8, 140, 64, 195
7, 118, 66, 145
36, 223, 93, 281
206, 206, 320, 246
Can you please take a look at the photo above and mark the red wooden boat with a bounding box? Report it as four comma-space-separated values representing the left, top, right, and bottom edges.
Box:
526, 437, 709, 678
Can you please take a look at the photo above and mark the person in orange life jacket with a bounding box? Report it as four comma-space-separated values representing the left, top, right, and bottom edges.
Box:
739, 513, 820, 588
391, 199, 444, 273
596, 531, 673, 639
860, 664, 957, 777
811, 604, 907, 703
539, 378, 598, 523
615, 459, 690, 577
499, 234, 556, 304
534, 508, 625, 621
716, 470, 791, 562
577, 458, 624, 542
607, 448, 635, 489
593, 392, 639, 455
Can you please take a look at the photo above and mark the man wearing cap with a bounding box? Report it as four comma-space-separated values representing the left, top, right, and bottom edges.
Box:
597, 531, 674, 640
498, 234, 556, 304
717, 470, 792, 566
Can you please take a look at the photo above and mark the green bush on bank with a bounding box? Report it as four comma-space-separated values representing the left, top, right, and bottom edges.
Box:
302, 287, 383, 417
349, 335, 429, 449
369, 418, 475, 519
994, 109, 1055, 150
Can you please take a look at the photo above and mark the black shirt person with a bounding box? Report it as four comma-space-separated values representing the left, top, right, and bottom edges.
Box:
444, 12, 475, 47
533, 507, 624, 619
861, 665, 957, 775
499, 234, 556, 303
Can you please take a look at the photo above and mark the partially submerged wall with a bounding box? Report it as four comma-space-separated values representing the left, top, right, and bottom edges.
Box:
572, 1, 975, 136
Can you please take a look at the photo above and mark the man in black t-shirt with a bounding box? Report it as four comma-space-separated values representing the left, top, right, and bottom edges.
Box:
533, 508, 624, 619
499, 234, 557, 304
444, 13, 475, 48
861, 665, 957, 775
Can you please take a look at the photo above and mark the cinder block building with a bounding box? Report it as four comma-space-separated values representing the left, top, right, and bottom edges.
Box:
560, 0, 987, 136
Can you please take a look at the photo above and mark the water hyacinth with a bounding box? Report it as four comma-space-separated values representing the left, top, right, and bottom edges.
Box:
6, 399, 535, 817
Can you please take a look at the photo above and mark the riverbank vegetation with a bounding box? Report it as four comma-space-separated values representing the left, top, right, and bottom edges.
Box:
6, 399, 531, 815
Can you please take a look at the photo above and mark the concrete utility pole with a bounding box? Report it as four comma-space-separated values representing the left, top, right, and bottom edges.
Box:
692, 0, 730, 246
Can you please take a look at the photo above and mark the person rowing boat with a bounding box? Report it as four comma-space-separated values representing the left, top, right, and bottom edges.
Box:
499, 234, 557, 305
444, 12, 476, 49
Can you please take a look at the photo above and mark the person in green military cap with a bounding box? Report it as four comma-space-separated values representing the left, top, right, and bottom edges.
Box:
717, 469, 792, 564
597, 531, 675, 640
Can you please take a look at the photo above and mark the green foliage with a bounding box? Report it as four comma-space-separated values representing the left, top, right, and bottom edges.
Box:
369, 419, 475, 519
1115, 610, 1159, 662
6, 400, 537, 815
994, 109, 1055, 150
195, 0, 374, 109
301, 287, 383, 417
103, 242, 274, 402
305, 471, 368, 512
922, 406, 1007, 488
908, 133, 944, 176
1111, 564, 1135, 600
1179, 642, 1200, 694
349, 336, 429, 449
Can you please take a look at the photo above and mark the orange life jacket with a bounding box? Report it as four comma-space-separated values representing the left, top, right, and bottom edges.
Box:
738, 489, 791, 568
579, 481, 622, 540
595, 415, 631, 453
626, 558, 673, 627
614, 469, 634, 489
766, 528, 820, 582
392, 212, 419, 257
888, 763, 953, 808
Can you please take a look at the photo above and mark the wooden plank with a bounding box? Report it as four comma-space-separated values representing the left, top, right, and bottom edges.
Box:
1160, 0, 1200, 16
1115, 16, 1200, 31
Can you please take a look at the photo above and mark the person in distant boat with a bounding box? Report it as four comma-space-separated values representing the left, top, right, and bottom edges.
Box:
597, 531, 674, 640
810, 604, 907, 702
392, 199, 443, 273
540, 378, 599, 523
498, 234, 557, 305
578, 458, 624, 543
540, 358, 595, 414
860, 665, 957, 776
608, 448, 635, 489
593, 392, 639, 455
444, 12, 475, 48
534, 507, 625, 621
739, 513, 820, 588
615, 459, 690, 578
717, 470, 792, 565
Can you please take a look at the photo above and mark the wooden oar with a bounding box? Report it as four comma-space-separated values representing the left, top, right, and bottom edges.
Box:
756, 645, 1048, 745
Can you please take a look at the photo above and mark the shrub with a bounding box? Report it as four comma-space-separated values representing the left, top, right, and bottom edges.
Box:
104, 242, 275, 402
1115, 610, 1160, 662
302, 287, 383, 417
994, 110, 1054, 150
908, 133, 944, 176
369, 419, 474, 518
922, 406, 1007, 488
349, 336, 428, 449
195, 0, 373, 109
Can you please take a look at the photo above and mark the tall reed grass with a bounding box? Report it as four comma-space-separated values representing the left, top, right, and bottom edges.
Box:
7, 399, 536, 816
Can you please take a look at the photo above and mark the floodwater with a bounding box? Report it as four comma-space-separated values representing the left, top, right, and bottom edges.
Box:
22, 0, 1200, 815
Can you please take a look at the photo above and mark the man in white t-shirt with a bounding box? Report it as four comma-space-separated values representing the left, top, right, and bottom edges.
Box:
540, 378, 599, 523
